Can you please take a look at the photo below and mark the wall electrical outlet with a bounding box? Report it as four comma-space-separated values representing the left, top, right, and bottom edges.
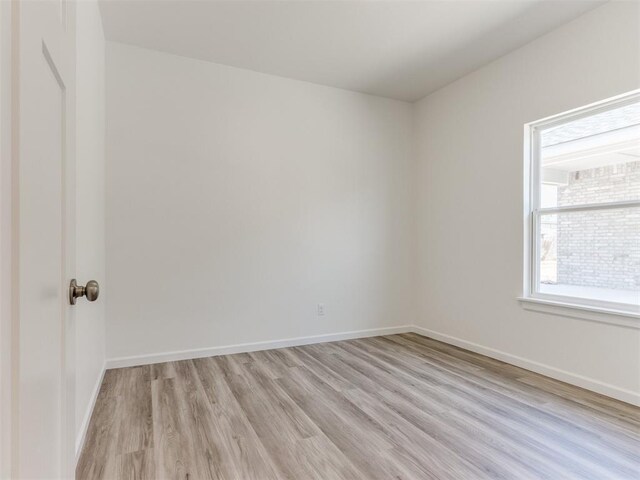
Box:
317, 303, 325, 316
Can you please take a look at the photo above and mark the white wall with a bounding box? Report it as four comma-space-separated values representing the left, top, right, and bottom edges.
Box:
75, 0, 106, 454
0, 2, 13, 476
414, 1, 640, 402
105, 43, 415, 361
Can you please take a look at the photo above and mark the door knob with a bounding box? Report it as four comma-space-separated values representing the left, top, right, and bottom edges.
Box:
69, 279, 100, 305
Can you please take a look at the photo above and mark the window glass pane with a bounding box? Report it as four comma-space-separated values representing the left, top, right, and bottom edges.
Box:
540, 102, 640, 207
537, 207, 640, 306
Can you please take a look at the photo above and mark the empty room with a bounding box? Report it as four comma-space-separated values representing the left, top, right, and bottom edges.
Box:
1, 0, 639, 478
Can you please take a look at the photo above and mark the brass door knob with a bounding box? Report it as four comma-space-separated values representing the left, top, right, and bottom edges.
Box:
69, 279, 100, 305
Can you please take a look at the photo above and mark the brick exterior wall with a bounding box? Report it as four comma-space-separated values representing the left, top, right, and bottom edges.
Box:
556, 161, 640, 291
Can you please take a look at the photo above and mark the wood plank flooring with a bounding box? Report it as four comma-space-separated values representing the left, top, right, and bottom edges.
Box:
77, 333, 640, 479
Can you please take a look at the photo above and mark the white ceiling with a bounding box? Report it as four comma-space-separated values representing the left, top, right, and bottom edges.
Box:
98, 0, 605, 102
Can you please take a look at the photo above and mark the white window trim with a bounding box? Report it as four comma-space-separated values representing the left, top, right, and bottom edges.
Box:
522, 90, 640, 327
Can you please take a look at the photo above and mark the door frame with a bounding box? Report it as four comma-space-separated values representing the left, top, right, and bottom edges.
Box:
0, 1, 16, 477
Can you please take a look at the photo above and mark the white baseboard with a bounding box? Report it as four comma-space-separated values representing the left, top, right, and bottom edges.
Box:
75, 362, 107, 463
103, 324, 639, 407
105, 325, 414, 369
412, 326, 640, 407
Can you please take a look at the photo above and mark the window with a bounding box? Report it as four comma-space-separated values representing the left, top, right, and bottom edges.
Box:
525, 92, 640, 316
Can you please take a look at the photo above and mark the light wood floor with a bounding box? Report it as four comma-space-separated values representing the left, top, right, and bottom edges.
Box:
77, 333, 640, 479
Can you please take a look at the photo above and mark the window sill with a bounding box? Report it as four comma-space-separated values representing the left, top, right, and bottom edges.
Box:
518, 296, 640, 329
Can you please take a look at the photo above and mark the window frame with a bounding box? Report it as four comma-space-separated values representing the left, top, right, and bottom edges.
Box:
523, 90, 640, 318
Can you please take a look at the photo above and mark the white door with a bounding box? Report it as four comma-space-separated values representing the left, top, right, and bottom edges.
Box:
16, 0, 76, 478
